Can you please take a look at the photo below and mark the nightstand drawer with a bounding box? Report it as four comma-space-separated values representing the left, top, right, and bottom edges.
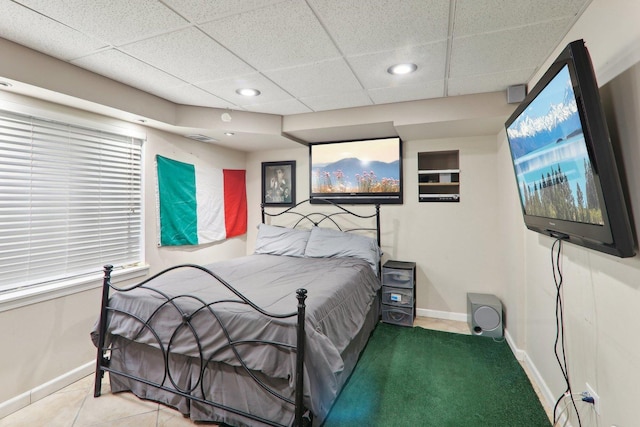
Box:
382, 286, 414, 307
382, 267, 414, 288
381, 305, 414, 327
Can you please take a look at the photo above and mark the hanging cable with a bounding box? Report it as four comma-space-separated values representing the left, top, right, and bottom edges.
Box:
551, 238, 582, 427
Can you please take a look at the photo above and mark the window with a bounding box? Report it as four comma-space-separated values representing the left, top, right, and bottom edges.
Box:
0, 109, 143, 293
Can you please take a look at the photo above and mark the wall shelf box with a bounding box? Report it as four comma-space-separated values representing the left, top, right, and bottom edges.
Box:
418, 150, 460, 202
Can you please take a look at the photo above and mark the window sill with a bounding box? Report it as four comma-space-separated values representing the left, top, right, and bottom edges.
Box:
0, 265, 149, 313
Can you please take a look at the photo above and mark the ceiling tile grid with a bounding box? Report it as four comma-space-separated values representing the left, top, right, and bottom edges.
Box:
245, 97, 313, 115
300, 89, 374, 112
149, 83, 237, 109
449, 19, 575, 79
264, 58, 363, 99
453, 0, 589, 37
16, 0, 189, 46
1, 0, 592, 116
162, 0, 289, 24
198, 0, 341, 71
119, 27, 256, 83
368, 80, 446, 105
347, 41, 448, 90
307, 0, 451, 54
447, 68, 535, 97
0, 0, 107, 61
71, 49, 187, 95
195, 72, 293, 107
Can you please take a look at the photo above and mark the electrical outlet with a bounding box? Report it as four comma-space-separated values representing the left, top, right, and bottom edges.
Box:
585, 382, 600, 415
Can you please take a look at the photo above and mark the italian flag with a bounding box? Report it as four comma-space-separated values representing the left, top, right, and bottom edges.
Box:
156, 155, 247, 246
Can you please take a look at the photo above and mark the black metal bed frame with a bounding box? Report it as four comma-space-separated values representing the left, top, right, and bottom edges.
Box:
262, 198, 381, 251
93, 199, 380, 427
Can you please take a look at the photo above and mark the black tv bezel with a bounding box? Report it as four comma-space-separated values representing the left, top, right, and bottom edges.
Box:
309, 136, 403, 205
505, 39, 635, 258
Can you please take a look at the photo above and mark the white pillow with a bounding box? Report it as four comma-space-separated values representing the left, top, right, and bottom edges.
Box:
304, 227, 381, 272
254, 224, 310, 257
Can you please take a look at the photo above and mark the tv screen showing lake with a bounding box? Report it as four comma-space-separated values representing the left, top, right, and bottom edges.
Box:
507, 65, 603, 225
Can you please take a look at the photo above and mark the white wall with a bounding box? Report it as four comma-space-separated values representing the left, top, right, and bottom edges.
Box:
143, 127, 247, 272
0, 92, 248, 410
497, 1, 640, 425
246, 134, 505, 319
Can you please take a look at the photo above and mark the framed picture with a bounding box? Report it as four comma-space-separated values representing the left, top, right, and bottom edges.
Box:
262, 160, 296, 207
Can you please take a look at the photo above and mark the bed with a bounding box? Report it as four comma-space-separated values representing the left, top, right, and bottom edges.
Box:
91, 199, 383, 427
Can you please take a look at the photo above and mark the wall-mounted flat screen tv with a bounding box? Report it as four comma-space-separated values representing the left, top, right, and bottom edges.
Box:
505, 39, 635, 257
309, 136, 403, 204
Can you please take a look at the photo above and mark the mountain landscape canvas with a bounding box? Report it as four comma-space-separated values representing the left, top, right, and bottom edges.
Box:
310, 138, 401, 199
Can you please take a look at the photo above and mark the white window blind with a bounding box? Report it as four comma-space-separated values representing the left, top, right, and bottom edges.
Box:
0, 109, 143, 293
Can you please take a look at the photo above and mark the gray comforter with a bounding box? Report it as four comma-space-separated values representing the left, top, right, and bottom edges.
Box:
92, 254, 381, 421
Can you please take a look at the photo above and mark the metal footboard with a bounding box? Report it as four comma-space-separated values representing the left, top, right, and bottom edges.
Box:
93, 264, 309, 427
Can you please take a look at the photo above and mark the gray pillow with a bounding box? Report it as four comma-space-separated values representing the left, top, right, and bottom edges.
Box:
254, 224, 310, 257
304, 226, 380, 273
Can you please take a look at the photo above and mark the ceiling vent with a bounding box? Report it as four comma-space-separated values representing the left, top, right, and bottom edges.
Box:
185, 134, 218, 143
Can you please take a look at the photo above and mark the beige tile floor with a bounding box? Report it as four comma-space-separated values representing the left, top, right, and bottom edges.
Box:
0, 318, 547, 426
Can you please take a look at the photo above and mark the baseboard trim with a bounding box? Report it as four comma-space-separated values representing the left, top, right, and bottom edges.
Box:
0, 361, 94, 419
521, 351, 557, 418
504, 329, 526, 361
416, 307, 467, 322
504, 331, 559, 425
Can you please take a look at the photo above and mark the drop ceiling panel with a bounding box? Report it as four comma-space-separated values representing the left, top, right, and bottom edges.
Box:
120, 27, 255, 83
309, 0, 450, 54
447, 68, 535, 97
71, 49, 187, 95
368, 80, 445, 104
196, 73, 292, 106
15, 0, 188, 46
163, 0, 288, 23
300, 90, 374, 112
264, 58, 362, 99
449, 20, 573, 78
348, 42, 448, 90
0, 0, 106, 60
454, 0, 588, 37
150, 84, 237, 109
199, 0, 340, 70
243, 98, 312, 116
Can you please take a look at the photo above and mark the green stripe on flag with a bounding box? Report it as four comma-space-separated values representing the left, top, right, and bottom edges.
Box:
157, 155, 198, 245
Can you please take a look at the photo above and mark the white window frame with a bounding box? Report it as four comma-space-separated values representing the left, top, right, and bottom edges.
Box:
0, 100, 147, 311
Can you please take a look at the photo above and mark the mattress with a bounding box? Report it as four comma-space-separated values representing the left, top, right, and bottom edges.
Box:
92, 254, 381, 424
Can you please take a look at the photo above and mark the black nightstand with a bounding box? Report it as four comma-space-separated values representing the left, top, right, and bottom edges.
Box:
381, 260, 416, 326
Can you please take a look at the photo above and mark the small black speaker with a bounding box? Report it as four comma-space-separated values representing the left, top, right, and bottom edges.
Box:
467, 293, 503, 338
507, 84, 527, 104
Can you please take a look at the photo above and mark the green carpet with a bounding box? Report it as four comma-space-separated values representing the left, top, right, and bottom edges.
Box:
323, 323, 550, 427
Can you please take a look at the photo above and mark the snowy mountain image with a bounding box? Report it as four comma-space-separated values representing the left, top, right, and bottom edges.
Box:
506, 65, 603, 225
507, 70, 581, 159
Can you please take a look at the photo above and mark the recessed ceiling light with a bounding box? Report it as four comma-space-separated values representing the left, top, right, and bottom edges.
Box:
236, 88, 261, 97
387, 63, 417, 75
224, 132, 235, 136
0, 81, 13, 88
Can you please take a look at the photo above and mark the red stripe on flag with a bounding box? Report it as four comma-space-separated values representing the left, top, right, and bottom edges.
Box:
223, 169, 247, 238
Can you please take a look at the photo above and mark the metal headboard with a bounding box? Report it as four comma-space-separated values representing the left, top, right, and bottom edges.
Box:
261, 198, 381, 249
